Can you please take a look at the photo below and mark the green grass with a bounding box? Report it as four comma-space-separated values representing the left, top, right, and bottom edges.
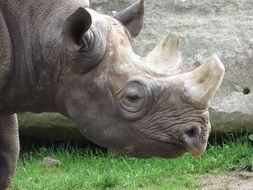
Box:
11, 138, 253, 190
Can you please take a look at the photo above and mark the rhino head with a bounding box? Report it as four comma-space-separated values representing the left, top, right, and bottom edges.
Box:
59, 0, 224, 158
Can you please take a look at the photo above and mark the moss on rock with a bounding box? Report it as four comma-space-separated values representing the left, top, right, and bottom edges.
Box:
18, 113, 86, 141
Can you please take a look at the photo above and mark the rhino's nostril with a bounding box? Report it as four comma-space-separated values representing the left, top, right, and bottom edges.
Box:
185, 128, 197, 138
184, 126, 200, 139
182, 126, 207, 157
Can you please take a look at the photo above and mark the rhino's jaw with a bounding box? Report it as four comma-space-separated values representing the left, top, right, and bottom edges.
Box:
124, 103, 211, 158
121, 120, 209, 159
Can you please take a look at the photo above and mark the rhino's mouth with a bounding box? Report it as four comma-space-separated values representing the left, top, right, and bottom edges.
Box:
186, 146, 207, 157
128, 118, 210, 158
123, 127, 188, 158
155, 139, 207, 158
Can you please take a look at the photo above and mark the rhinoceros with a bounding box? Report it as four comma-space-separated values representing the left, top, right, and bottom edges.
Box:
0, 0, 224, 188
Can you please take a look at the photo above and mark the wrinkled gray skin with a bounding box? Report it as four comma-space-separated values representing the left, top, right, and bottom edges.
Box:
0, 0, 221, 189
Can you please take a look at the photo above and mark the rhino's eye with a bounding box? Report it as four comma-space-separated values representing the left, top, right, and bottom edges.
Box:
118, 80, 153, 121
125, 90, 141, 102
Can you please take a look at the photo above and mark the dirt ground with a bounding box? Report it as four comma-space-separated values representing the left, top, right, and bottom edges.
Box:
201, 172, 253, 190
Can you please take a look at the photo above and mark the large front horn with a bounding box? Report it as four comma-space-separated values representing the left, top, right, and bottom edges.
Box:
182, 54, 225, 108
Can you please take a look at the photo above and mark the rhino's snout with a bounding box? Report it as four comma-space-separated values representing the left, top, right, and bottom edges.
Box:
182, 125, 206, 157
181, 117, 211, 157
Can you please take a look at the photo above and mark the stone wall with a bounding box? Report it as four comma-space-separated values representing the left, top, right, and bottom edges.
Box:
19, 0, 253, 141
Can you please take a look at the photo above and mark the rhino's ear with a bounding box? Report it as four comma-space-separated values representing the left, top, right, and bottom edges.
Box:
115, 0, 144, 38
62, 7, 92, 51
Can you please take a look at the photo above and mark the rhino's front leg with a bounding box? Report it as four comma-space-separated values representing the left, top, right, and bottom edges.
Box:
0, 114, 20, 190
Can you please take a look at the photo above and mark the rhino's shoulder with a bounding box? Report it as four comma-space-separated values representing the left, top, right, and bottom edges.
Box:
0, 10, 13, 94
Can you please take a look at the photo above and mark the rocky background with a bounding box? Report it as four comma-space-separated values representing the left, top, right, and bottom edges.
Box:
19, 0, 253, 141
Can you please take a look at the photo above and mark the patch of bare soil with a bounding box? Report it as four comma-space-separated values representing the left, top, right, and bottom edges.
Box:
201, 172, 253, 190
